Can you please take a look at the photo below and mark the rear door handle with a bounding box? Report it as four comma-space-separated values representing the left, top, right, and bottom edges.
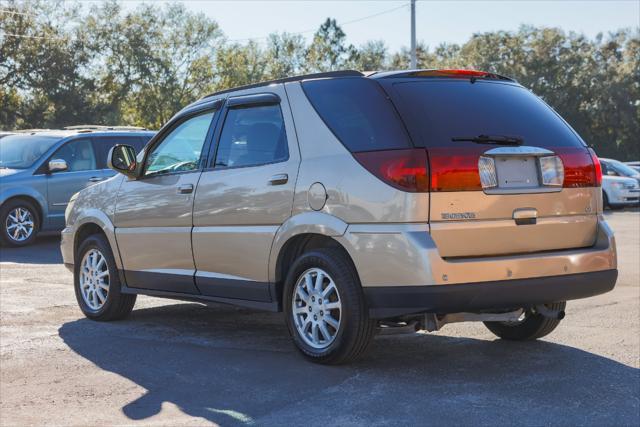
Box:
88, 176, 105, 183
178, 184, 194, 194
268, 174, 288, 186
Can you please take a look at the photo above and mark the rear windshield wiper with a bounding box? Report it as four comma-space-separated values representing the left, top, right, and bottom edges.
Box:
451, 134, 523, 145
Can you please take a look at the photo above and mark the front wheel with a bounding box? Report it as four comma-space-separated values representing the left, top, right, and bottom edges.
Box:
484, 302, 566, 341
284, 248, 376, 364
74, 234, 136, 321
0, 199, 39, 247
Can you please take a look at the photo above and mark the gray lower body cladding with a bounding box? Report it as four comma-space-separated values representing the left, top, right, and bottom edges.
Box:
363, 269, 618, 319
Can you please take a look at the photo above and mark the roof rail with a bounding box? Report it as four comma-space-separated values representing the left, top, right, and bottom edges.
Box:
64, 125, 148, 131
203, 70, 364, 99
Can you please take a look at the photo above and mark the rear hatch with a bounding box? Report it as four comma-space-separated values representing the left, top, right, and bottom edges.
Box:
379, 72, 601, 258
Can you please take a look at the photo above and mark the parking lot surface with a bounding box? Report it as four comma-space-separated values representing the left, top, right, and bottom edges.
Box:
1, 211, 639, 426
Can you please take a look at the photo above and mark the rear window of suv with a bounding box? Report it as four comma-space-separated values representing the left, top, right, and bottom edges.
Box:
301, 77, 411, 152
388, 80, 585, 149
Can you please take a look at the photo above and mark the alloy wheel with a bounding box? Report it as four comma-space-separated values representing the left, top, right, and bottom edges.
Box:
79, 249, 110, 311
292, 268, 342, 349
5, 207, 34, 242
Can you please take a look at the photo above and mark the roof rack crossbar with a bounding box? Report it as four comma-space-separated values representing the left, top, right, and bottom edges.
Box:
203, 70, 364, 99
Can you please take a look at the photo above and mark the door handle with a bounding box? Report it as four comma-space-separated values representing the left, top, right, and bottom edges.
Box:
268, 174, 288, 186
178, 184, 194, 194
88, 176, 104, 183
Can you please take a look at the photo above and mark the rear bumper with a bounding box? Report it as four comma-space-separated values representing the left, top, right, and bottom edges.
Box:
364, 269, 618, 319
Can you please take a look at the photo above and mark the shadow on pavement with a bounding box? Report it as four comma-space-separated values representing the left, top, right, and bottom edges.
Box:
0, 234, 62, 264
59, 302, 640, 426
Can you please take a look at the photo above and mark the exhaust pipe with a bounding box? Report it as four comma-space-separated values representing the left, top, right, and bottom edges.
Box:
534, 304, 565, 320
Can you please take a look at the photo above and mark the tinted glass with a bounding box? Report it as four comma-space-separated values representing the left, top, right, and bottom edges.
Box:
145, 112, 214, 176
391, 80, 584, 148
92, 136, 148, 169
0, 135, 60, 169
214, 104, 288, 168
302, 77, 411, 152
52, 139, 96, 172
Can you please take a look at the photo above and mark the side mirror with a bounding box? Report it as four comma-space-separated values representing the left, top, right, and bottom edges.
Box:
48, 159, 68, 173
107, 144, 138, 178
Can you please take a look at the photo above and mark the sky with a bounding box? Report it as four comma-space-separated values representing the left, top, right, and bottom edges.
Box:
107, 0, 638, 52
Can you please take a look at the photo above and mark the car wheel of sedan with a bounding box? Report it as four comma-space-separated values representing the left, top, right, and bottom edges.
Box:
284, 248, 376, 365
0, 199, 39, 247
74, 234, 136, 321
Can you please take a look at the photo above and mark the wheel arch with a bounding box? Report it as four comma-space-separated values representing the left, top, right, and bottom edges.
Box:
71, 211, 122, 269
271, 214, 358, 307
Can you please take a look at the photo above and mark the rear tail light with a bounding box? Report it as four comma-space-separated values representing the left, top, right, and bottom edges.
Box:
539, 155, 564, 186
588, 148, 602, 187
429, 146, 599, 192
353, 148, 429, 192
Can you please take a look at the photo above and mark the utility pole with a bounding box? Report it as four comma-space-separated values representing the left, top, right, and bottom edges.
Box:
410, 0, 417, 69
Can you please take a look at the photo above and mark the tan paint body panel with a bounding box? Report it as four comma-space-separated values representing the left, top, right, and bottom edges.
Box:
338, 217, 615, 287
114, 172, 201, 278
430, 188, 600, 257
192, 84, 299, 283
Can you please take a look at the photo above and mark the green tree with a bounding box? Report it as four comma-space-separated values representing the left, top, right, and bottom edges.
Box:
305, 18, 357, 72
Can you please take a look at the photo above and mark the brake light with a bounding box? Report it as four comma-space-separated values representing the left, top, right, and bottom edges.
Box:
412, 69, 491, 78
353, 149, 429, 192
588, 148, 602, 187
556, 147, 600, 188
429, 146, 484, 191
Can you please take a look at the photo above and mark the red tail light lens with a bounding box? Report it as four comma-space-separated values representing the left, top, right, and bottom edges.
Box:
556, 147, 600, 188
428, 146, 484, 191
354, 149, 429, 192
588, 147, 602, 187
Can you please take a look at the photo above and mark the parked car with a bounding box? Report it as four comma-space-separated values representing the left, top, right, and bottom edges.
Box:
624, 161, 640, 173
600, 158, 640, 208
0, 131, 15, 139
0, 127, 155, 246
61, 70, 617, 364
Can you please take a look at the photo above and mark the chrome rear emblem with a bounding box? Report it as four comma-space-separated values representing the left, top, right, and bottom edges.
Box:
441, 212, 477, 220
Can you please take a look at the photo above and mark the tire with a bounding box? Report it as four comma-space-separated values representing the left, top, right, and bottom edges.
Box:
74, 234, 136, 321
484, 302, 566, 341
283, 248, 376, 364
0, 199, 39, 247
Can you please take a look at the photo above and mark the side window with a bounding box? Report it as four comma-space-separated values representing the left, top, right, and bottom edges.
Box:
145, 112, 214, 176
214, 104, 288, 168
92, 136, 145, 169
51, 139, 96, 172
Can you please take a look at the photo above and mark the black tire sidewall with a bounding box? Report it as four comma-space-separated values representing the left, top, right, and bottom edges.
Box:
283, 249, 369, 362
0, 199, 39, 247
74, 234, 123, 319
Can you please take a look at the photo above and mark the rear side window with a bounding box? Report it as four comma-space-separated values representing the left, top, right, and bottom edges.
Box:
92, 136, 148, 169
214, 104, 288, 168
389, 80, 584, 148
301, 77, 411, 152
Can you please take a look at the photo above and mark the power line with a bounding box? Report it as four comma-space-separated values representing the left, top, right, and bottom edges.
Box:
229, 2, 409, 43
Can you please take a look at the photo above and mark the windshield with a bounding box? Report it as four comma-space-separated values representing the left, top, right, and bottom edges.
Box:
0, 135, 61, 169
389, 80, 584, 149
607, 159, 639, 177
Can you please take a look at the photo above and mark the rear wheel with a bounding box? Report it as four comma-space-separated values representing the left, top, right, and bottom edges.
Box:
0, 199, 39, 247
484, 302, 566, 341
284, 248, 376, 364
74, 234, 136, 321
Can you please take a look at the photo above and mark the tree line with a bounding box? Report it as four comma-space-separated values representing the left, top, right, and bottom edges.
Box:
1, 0, 638, 160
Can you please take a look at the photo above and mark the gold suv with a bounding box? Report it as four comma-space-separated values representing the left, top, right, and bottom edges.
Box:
60, 70, 617, 364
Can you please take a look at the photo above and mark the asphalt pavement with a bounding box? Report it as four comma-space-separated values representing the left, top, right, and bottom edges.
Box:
0, 211, 638, 426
